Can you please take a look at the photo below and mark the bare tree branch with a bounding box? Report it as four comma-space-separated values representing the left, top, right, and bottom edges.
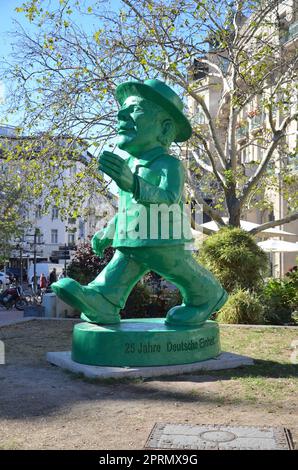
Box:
240, 112, 298, 206
249, 212, 298, 235
186, 166, 226, 226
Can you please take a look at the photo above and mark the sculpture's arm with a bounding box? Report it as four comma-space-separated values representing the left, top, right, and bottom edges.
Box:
98, 151, 184, 204
91, 214, 117, 257
134, 159, 185, 205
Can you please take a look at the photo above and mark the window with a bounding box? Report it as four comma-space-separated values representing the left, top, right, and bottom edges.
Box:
35, 205, 42, 219
68, 233, 75, 244
240, 147, 247, 164
202, 198, 213, 223
52, 206, 59, 219
51, 229, 58, 244
79, 219, 85, 238
192, 104, 205, 125
279, 15, 290, 44
193, 110, 205, 125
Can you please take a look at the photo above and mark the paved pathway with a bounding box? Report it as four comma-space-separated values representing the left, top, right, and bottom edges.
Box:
0, 307, 25, 326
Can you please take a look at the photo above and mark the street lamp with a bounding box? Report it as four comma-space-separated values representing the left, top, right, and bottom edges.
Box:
14, 237, 27, 287
25, 228, 41, 293
64, 243, 67, 272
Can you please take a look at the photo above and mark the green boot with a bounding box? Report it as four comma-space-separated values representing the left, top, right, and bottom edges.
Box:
51, 278, 121, 324
165, 289, 228, 326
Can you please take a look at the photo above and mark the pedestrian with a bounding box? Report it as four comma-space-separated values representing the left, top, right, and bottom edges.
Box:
49, 268, 57, 286
40, 273, 47, 293
58, 268, 66, 280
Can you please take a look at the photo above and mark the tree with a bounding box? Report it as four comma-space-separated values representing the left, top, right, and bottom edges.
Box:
1, 0, 298, 233
0, 156, 33, 266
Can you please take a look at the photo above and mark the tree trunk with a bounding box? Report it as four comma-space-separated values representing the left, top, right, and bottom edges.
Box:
226, 188, 241, 227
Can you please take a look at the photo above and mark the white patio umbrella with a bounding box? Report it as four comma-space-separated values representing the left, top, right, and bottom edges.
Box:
257, 239, 298, 252
200, 218, 296, 237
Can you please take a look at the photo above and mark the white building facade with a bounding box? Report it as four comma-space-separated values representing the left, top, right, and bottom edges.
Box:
0, 125, 116, 269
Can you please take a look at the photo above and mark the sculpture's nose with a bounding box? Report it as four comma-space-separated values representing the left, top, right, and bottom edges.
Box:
117, 107, 130, 121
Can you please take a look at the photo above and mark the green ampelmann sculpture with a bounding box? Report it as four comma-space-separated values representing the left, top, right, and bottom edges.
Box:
51, 79, 228, 367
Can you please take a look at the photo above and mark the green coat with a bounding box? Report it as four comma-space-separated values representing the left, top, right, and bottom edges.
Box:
108, 146, 193, 248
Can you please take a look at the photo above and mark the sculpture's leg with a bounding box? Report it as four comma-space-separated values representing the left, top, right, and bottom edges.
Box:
139, 246, 228, 326
51, 249, 148, 324
88, 248, 148, 311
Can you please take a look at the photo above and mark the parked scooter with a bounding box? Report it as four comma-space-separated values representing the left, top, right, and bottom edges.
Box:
0, 285, 28, 310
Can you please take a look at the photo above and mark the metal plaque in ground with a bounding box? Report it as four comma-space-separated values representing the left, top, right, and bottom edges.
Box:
145, 423, 294, 450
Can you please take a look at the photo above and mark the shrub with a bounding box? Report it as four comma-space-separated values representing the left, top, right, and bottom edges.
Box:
217, 289, 264, 324
261, 278, 297, 325
146, 285, 182, 317
196, 227, 268, 293
67, 241, 114, 284
122, 276, 182, 319
121, 282, 152, 318
285, 268, 298, 311
143, 272, 182, 316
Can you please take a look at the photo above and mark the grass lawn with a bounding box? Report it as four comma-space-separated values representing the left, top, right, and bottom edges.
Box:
212, 326, 297, 407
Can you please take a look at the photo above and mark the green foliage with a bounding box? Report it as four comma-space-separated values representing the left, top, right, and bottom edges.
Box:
4, 0, 298, 229
217, 289, 265, 324
0, 145, 34, 262
143, 271, 182, 317
261, 274, 298, 325
196, 227, 268, 293
122, 280, 182, 319
121, 282, 152, 319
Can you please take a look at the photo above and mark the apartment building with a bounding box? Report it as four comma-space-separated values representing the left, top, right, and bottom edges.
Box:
187, 0, 298, 276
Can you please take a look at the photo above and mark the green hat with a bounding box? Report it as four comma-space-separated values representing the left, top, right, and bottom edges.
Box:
116, 79, 192, 142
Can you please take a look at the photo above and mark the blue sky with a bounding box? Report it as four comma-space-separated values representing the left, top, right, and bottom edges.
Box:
0, 0, 34, 61
0, 0, 122, 102
0, 0, 122, 59
0, 1, 27, 100
0, 1, 40, 103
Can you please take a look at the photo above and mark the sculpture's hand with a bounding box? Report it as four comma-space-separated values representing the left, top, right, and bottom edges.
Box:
91, 229, 112, 258
99, 151, 135, 193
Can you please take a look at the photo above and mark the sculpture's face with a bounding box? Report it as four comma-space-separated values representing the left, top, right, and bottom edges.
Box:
117, 95, 164, 155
